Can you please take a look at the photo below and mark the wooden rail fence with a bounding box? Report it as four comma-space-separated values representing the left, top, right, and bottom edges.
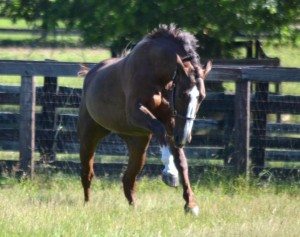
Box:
0, 59, 299, 176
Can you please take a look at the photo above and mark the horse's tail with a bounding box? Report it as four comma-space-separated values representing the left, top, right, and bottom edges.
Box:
78, 64, 90, 77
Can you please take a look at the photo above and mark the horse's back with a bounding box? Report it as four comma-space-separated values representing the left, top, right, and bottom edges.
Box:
83, 58, 121, 93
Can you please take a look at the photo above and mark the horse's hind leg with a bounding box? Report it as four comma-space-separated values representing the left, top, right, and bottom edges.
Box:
119, 134, 151, 206
78, 106, 109, 202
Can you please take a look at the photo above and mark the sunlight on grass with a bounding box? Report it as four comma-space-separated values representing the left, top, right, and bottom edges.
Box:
264, 43, 300, 67
281, 82, 300, 95
0, 18, 30, 29
0, 174, 299, 236
0, 17, 69, 29
0, 21, 299, 237
0, 33, 41, 41
0, 47, 110, 87
0, 47, 110, 62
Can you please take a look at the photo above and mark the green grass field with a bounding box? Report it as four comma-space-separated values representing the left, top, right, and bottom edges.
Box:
0, 46, 110, 62
0, 19, 299, 160
0, 47, 111, 88
0, 17, 299, 66
0, 18, 59, 29
0, 17, 299, 237
0, 173, 299, 237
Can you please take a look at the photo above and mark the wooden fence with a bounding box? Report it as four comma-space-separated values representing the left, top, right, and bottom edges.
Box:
0, 59, 299, 176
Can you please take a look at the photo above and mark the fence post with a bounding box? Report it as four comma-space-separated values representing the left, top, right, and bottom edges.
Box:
39, 76, 58, 162
232, 80, 251, 174
222, 111, 235, 165
19, 75, 36, 178
252, 82, 269, 170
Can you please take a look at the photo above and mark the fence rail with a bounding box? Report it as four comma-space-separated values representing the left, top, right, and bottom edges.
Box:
0, 59, 299, 176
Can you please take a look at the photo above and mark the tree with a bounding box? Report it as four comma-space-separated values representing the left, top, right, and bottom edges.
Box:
74, 0, 300, 57
2, 0, 73, 37
2, 0, 299, 57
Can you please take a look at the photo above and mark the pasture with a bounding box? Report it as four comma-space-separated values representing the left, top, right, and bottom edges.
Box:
0, 172, 299, 237
0, 18, 299, 236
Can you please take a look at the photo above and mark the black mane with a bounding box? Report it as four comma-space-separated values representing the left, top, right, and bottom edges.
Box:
146, 24, 200, 65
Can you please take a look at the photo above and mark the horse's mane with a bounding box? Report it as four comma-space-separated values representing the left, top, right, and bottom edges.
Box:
146, 24, 200, 65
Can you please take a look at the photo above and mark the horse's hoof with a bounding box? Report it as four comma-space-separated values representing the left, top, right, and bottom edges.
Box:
162, 171, 179, 187
184, 205, 200, 216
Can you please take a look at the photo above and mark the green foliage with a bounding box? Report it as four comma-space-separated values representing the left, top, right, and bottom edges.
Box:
2, 0, 299, 56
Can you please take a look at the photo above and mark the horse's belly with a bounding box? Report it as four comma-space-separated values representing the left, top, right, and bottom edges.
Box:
92, 112, 149, 136
86, 99, 149, 136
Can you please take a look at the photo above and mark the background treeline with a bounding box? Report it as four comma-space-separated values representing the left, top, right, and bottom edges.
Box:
1, 0, 299, 56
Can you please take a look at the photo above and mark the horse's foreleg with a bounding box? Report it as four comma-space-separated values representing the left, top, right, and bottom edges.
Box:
120, 135, 151, 206
160, 145, 179, 187
126, 101, 167, 146
170, 145, 199, 216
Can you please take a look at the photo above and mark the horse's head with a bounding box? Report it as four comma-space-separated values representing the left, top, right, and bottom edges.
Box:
172, 56, 212, 148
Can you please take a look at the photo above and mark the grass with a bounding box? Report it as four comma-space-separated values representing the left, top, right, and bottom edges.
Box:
0, 47, 110, 88
0, 17, 81, 47
1, 151, 299, 170
0, 17, 68, 30
0, 46, 298, 94
0, 32, 80, 43
264, 42, 300, 68
0, 47, 110, 62
0, 18, 31, 29
0, 17, 299, 237
0, 21, 298, 92
0, 172, 299, 236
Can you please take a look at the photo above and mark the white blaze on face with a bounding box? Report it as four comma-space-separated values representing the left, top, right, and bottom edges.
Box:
160, 146, 178, 176
183, 85, 199, 140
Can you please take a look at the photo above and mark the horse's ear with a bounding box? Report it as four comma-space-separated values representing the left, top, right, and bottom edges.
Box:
204, 60, 212, 78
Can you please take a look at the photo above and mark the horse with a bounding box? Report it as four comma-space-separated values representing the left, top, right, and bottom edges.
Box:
77, 24, 212, 215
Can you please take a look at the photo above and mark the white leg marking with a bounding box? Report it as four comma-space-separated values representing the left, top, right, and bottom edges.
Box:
191, 205, 200, 216
160, 146, 178, 176
185, 205, 200, 216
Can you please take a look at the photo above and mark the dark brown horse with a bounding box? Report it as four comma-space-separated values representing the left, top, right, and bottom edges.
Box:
78, 25, 212, 215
